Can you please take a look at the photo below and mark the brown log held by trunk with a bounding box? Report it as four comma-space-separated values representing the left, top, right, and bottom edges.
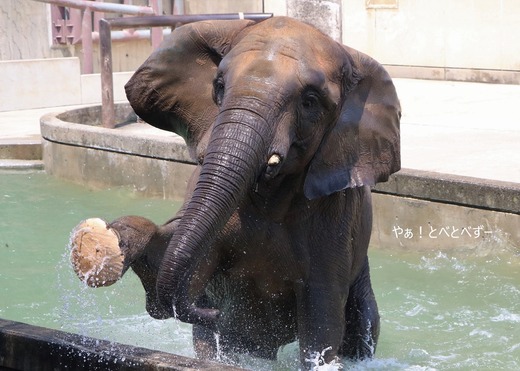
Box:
69, 216, 161, 287
70, 218, 124, 287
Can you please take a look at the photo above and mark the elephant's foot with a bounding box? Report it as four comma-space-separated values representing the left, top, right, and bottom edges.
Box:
69, 216, 160, 288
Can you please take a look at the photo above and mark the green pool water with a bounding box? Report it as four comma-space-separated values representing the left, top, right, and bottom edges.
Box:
1, 171, 518, 370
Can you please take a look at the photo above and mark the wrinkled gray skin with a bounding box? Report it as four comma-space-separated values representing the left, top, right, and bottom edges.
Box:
122, 16, 400, 368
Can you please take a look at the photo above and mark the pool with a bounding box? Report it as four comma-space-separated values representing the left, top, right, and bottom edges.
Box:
1, 171, 518, 370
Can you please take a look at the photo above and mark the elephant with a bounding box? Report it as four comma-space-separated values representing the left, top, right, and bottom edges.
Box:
71, 16, 400, 369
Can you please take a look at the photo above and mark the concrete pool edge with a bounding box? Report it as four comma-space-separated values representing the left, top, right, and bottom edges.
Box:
40, 104, 195, 200
373, 168, 520, 214
0, 319, 246, 370
39, 104, 520, 251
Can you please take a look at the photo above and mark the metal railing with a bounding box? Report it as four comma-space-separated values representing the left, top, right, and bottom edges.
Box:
36, 0, 155, 14
99, 13, 272, 127
35, 0, 160, 74
34, 0, 272, 127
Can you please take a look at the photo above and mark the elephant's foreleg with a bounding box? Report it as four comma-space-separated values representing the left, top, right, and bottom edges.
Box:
69, 215, 164, 287
339, 256, 380, 359
295, 280, 346, 368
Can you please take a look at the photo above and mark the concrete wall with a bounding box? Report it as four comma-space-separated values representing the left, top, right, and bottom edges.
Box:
287, 0, 342, 42
184, 0, 263, 13
0, 58, 132, 111
371, 192, 519, 253
3, 0, 518, 84
89, 39, 153, 74
0, 0, 52, 61
342, 0, 520, 83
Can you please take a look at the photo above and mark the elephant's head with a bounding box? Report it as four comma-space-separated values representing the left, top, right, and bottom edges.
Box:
125, 16, 400, 327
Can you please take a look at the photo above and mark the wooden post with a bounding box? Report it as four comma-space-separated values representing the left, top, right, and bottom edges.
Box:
100, 18, 115, 128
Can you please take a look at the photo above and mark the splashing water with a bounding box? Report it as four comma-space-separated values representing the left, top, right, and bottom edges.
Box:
305, 347, 343, 370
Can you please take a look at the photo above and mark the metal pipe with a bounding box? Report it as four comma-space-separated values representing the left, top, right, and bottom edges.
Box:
34, 0, 154, 15
81, 8, 93, 74
107, 13, 273, 30
149, 0, 163, 48
92, 29, 171, 42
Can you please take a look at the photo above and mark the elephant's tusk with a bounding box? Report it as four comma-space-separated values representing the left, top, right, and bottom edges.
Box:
268, 154, 281, 166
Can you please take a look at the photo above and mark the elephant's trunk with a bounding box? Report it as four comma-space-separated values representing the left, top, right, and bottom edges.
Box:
156, 109, 271, 327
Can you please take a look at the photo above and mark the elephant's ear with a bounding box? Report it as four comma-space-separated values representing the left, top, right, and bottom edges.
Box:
304, 46, 401, 200
125, 19, 255, 160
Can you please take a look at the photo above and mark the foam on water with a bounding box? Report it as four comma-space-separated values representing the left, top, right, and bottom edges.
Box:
490, 308, 520, 323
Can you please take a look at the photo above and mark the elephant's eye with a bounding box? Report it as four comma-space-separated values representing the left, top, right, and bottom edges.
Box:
297, 88, 329, 141
301, 90, 320, 110
213, 75, 225, 106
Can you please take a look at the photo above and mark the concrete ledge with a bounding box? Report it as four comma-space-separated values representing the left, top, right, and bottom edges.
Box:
0, 138, 42, 160
371, 169, 520, 251
41, 104, 193, 164
385, 65, 520, 85
371, 192, 520, 251
0, 159, 44, 170
41, 104, 194, 200
0, 137, 44, 170
0, 319, 245, 370
374, 168, 520, 215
